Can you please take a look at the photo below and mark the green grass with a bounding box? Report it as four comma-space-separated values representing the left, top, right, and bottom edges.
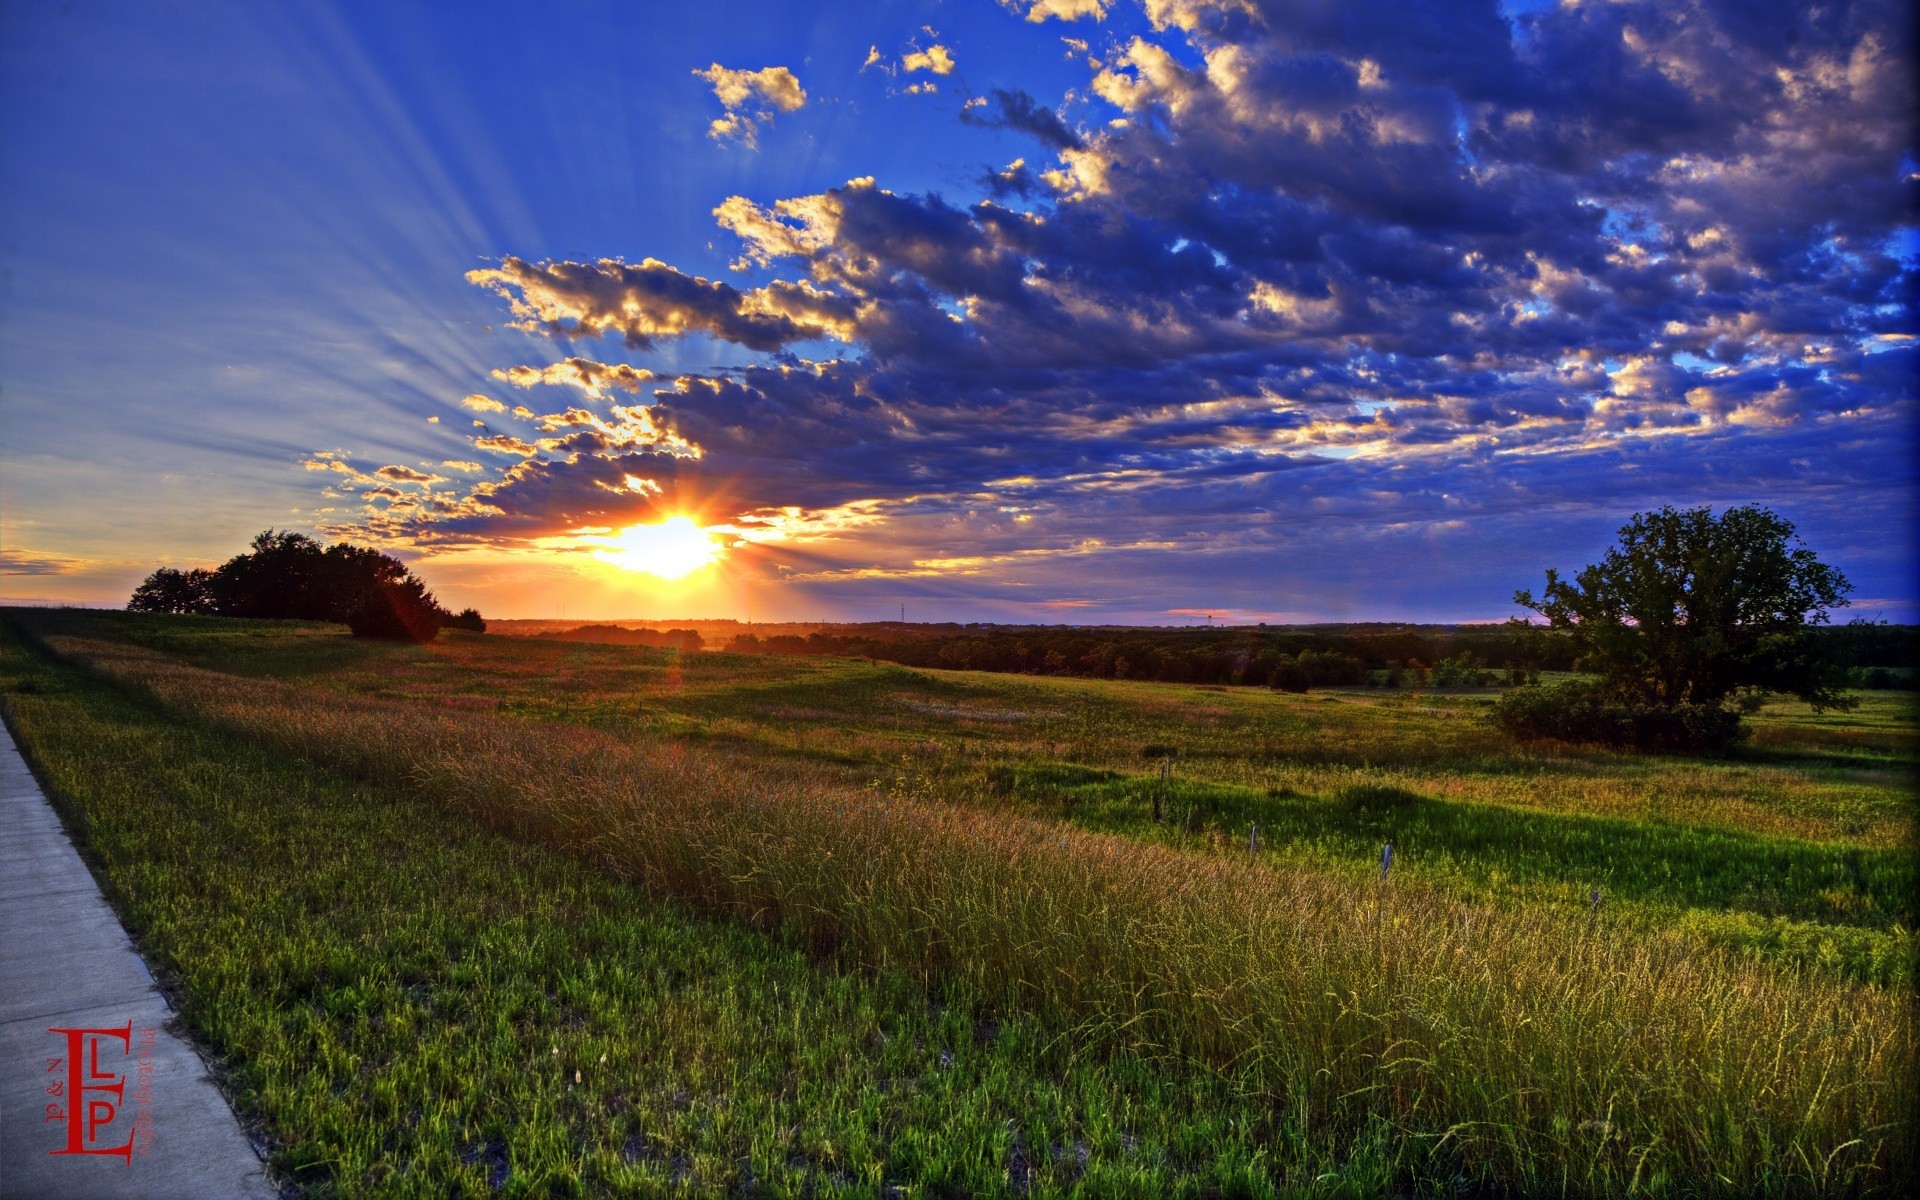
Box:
4, 609, 1913, 1196
49, 610, 1914, 983
1, 620, 1424, 1198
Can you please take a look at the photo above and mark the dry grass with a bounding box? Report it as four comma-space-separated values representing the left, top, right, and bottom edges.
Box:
50, 631, 1915, 1196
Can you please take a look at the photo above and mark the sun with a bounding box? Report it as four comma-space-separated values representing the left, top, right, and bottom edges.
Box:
597, 516, 721, 579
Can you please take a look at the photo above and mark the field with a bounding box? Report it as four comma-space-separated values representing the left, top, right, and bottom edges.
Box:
1, 608, 1913, 1197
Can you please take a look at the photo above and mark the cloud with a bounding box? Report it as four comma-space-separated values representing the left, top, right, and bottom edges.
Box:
461, 393, 506, 413
902, 44, 957, 75
465, 256, 857, 351
491, 357, 656, 399
0, 548, 87, 576
1005, 0, 1109, 23
960, 88, 1084, 149
320, 0, 1914, 619
694, 63, 806, 147
474, 433, 541, 458
694, 63, 806, 112
373, 464, 444, 485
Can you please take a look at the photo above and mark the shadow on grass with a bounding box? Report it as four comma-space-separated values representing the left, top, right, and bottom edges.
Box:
987, 762, 1916, 930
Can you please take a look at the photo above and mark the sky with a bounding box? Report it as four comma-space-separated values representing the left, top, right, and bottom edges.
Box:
1, 0, 1914, 624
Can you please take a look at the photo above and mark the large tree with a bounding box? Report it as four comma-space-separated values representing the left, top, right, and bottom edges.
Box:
128, 530, 464, 642
1514, 505, 1854, 711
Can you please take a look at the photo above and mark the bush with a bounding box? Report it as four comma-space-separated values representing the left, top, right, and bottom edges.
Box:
444, 608, 487, 633
346, 586, 445, 643
1493, 681, 1746, 752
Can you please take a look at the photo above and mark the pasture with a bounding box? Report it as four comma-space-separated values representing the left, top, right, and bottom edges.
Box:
1, 608, 1912, 1197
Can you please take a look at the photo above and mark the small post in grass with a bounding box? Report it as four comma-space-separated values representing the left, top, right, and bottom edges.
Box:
1380, 842, 1392, 881
1248, 823, 1259, 853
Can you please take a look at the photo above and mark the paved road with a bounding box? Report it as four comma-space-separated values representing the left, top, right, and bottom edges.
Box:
0, 722, 277, 1199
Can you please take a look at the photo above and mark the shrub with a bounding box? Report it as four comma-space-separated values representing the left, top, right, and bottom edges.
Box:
1268, 659, 1310, 692
346, 584, 445, 643
444, 608, 487, 633
1493, 680, 1746, 752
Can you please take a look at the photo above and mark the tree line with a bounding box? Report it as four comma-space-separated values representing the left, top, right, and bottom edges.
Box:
124, 508, 1911, 751
549, 625, 706, 652
129, 530, 483, 642
723, 624, 1566, 689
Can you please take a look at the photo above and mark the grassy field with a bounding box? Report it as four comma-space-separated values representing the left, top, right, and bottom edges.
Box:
2, 608, 1913, 1196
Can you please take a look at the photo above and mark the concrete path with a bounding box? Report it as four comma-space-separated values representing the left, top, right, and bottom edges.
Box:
0, 723, 277, 1199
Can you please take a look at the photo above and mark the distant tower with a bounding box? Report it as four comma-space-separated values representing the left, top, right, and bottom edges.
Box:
900, 603, 906, 623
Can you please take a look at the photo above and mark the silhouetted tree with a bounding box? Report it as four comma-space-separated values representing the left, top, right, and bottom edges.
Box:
127, 567, 218, 615
127, 530, 465, 643
445, 608, 487, 632
1515, 505, 1854, 710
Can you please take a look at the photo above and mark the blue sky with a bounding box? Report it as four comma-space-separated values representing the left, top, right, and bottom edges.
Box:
2, 0, 1913, 623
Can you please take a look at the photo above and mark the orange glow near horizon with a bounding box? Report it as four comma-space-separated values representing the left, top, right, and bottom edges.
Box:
594, 516, 722, 579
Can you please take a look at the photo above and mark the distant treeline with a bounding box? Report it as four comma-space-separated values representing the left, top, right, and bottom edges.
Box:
548, 624, 705, 652
719, 621, 1918, 691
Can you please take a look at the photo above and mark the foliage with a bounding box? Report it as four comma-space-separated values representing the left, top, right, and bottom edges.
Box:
126, 566, 217, 614
444, 608, 487, 633
1515, 505, 1855, 711
1492, 679, 1748, 752
127, 529, 472, 642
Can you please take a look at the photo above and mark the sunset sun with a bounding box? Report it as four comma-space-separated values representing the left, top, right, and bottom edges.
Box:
596, 516, 721, 579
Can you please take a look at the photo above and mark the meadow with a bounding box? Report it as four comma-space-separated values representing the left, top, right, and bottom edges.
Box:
1, 608, 1913, 1197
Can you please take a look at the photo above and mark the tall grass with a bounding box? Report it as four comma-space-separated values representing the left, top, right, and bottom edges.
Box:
50, 633, 1916, 1195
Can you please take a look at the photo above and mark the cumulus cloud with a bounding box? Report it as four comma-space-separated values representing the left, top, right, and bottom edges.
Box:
694, 63, 807, 147
902, 44, 957, 75
492, 357, 656, 399
323, 0, 1914, 617
465, 256, 857, 350
1005, 0, 1109, 23
695, 63, 806, 111
474, 433, 541, 458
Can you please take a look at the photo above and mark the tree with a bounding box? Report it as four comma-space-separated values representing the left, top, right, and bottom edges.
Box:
445, 608, 487, 633
1514, 505, 1853, 711
127, 567, 217, 615
322, 542, 448, 642
127, 530, 469, 643
208, 530, 332, 620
